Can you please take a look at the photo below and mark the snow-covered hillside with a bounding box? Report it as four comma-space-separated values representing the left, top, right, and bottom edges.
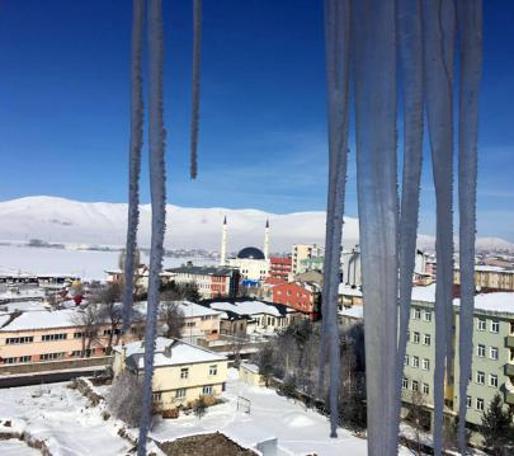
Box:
0, 196, 512, 252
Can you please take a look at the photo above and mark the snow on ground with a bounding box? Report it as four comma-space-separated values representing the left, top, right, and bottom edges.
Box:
0, 439, 40, 456
150, 368, 411, 456
0, 245, 215, 281
0, 382, 131, 456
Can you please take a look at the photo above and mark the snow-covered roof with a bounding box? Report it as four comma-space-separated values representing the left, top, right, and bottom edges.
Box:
0, 288, 46, 301
134, 300, 221, 319
411, 284, 437, 303
118, 337, 226, 369
0, 309, 79, 332
338, 284, 363, 297
453, 292, 514, 314
209, 300, 284, 317
240, 362, 260, 374
339, 306, 364, 320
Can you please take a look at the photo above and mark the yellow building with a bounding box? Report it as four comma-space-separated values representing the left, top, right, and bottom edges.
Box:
112, 337, 228, 410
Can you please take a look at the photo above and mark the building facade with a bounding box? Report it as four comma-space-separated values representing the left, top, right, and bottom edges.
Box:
454, 265, 514, 292
291, 244, 324, 275
268, 257, 292, 281
271, 282, 320, 317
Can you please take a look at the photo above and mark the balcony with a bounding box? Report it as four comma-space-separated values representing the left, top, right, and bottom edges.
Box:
506, 336, 514, 348
505, 363, 514, 377
506, 391, 514, 405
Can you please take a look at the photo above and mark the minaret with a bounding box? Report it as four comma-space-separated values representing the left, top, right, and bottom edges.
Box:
264, 219, 270, 260
220, 216, 227, 266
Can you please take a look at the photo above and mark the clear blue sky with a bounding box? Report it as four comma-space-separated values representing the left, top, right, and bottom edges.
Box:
0, 1, 513, 240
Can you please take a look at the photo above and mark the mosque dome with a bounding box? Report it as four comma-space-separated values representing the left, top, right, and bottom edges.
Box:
237, 246, 265, 260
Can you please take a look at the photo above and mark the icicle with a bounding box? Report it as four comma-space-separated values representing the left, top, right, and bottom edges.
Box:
394, 0, 424, 448
190, 0, 202, 179
122, 0, 145, 331
320, 0, 351, 438
137, 0, 167, 454
422, 1, 456, 454
456, 1, 482, 453
352, 0, 398, 454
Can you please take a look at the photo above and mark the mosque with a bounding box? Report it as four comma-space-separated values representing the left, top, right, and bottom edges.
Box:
219, 217, 270, 285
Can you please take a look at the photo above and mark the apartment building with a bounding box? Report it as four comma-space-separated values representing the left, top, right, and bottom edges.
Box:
291, 244, 323, 275
166, 264, 240, 299
268, 256, 292, 281
112, 337, 228, 410
271, 281, 320, 318
454, 265, 514, 292
403, 286, 514, 430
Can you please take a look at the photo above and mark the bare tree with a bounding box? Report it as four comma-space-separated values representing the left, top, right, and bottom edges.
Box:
405, 387, 427, 456
159, 301, 185, 339
108, 370, 144, 427
94, 283, 123, 352
71, 304, 102, 357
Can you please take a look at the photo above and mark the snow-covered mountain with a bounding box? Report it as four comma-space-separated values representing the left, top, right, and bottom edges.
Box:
0, 196, 512, 253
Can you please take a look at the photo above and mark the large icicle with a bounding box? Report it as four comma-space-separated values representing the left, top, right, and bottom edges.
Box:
137, 0, 167, 454
190, 0, 202, 179
122, 0, 145, 330
318, 2, 351, 429
422, 1, 456, 454
394, 0, 424, 447
456, 1, 482, 453
352, 1, 398, 454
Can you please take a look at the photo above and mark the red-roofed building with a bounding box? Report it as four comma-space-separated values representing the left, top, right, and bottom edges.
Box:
269, 257, 292, 281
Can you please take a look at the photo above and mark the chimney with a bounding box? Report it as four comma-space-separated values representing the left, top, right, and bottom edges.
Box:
164, 343, 173, 358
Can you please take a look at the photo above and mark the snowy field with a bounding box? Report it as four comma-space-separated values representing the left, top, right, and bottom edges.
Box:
0, 245, 216, 282
0, 370, 416, 455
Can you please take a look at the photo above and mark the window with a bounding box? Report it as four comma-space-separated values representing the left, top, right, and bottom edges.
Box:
511, 348, 514, 363
6, 336, 33, 345
423, 334, 431, 346
19, 355, 31, 363
412, 380, 419, 392
490, 347, 499, 360
466, 396, 472, 408
489, 374, 498, 388
412, 356, 419, 368
413, 332, 420, 344
209, 365, 217, 376
42, 333, 67, 342
40, 352, 65, 361
422, 359, 430, 371
202, 385, 213, 395
152, 392, 162, 401
510, 321, 514, 335
180, 368, 189, 379
175, 388, 186, 398
476, 371, 485, 385
413, 308, 421, 320
477, 344, 486, 358
490, 320, 500, 333
402, 378, 409, 389
73, 332, 83, 339
3, 357, 17, 364
477, 319, 486, 331
423, 310, 432, 322
476, 398, 484, 411
404, 355, 409, 366
422, 383, 430, 395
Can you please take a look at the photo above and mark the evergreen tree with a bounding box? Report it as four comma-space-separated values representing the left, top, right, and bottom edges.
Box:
480, 393, 514, 455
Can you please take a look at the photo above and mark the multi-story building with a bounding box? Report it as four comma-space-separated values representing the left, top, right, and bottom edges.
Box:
166, 264, 240, 299
454, 265, 514, 292
403, 286, 514, 431
291, 244, 324, 275
269, 257, 292, 281
112, 337, 228, 411
271, 281, 320, 318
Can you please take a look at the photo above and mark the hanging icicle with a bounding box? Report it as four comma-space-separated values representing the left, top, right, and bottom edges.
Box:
137, 0, 167, 453
456, 1, 482, 453
422, 1, 456, 454
394, 0, 424, 447
352, 1, 399, 454
122, 0, 145, 330
320, 0, 351, 438
190, 0, 202, 179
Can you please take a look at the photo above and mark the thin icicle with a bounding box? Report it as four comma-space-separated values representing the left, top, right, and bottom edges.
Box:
190, 0, 202, 179
422, 1, 456, 454
137, 0, 167, 454
394, 0, 424, 448
321, 0, 351, 438
352, 0, 398, 454
456, 1, 482, 453
122, 0, 145, 331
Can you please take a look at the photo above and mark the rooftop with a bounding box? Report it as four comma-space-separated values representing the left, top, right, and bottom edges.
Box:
208, 300, 289, 318
166, 265, 234, 276
117, 337, 227, 369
